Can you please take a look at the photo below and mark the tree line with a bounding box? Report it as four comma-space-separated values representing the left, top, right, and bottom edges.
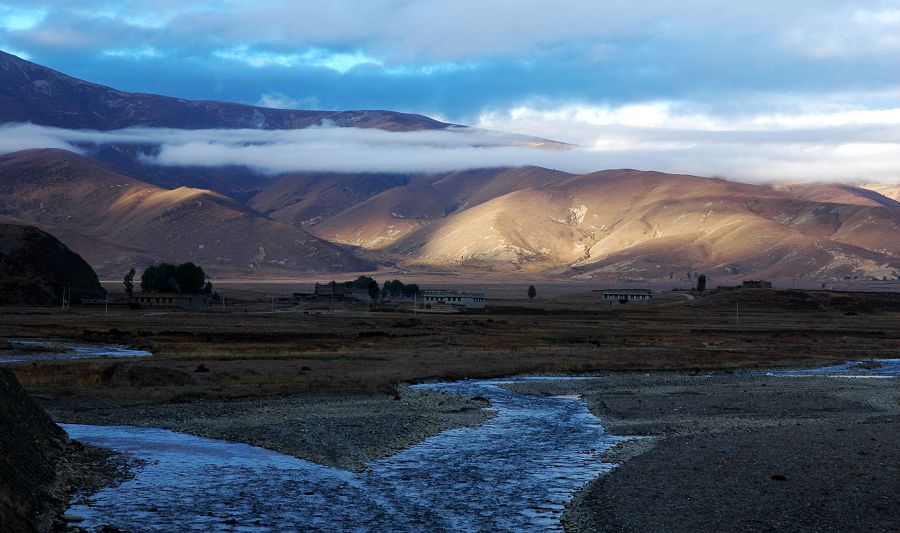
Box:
124, 262, 212, 295
327, 276, 420, 302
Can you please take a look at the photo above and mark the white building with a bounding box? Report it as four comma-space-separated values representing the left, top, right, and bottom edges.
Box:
422, 290, 486, 310
131, 293, 211, 311
600, 289, 653, 304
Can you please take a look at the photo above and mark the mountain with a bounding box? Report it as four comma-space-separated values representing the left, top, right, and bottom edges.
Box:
0, 149, 374, 277
381, 170, 900, 279
0, 51, 450, 132
0, 223, 105, 305
247, 167, 900, 280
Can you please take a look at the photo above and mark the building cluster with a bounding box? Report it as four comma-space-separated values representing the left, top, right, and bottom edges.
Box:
420, 290, 486, 310
598, 289, 653, 304
129, 293, 212, 311
310, 283, 372, 302
742, 280, 773, 288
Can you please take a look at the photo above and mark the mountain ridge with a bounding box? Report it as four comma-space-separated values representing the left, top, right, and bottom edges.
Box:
0, 50, 451, 132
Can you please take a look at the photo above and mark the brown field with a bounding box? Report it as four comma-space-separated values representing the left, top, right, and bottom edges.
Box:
1, 285, 898, 412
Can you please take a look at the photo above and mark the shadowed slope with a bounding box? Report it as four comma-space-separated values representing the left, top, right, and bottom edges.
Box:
772, 182, 900, 208
0, 224, 105, 305
860, 183, 900, 202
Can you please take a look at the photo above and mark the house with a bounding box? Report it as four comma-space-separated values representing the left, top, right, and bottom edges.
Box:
421, 289, 486, 310
742, 280, 772, 289
131, 293, 211, 311
313, 283, 371, 302
599, 289, 653, 304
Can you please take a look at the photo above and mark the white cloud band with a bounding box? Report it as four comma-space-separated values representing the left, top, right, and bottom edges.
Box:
1, 115, 899, 183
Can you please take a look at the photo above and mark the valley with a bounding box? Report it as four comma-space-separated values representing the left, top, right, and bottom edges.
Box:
1, 50, 898, 282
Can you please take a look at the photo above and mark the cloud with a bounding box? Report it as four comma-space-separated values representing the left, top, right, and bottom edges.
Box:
256, 92, 319, 110
214, 45, 381, 73
2, 117, 900, 183
6, 1, 900, 121
0, 5, 46, 31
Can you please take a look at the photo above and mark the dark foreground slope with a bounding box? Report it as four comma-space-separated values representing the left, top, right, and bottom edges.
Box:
0, 224, 105, 305
0, 368, 122, 532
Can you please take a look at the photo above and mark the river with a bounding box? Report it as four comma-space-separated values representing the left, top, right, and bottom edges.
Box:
63, 377, 623, 532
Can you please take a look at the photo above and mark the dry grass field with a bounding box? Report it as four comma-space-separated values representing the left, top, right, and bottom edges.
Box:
1, 285, 898, 413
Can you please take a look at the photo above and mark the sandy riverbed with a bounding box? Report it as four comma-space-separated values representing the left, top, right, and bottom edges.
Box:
509, 371, 900, 532
51, 387, 493, 472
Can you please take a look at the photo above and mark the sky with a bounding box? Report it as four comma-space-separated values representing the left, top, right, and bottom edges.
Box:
4, 0, 900, 181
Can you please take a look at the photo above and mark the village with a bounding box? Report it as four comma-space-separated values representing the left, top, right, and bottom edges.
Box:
109, 262, 789, 314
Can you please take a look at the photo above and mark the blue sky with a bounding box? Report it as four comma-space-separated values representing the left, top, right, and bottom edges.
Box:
4, 1, 900, 181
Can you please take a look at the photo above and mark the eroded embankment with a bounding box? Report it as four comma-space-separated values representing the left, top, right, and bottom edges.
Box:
0, 368, 123, 532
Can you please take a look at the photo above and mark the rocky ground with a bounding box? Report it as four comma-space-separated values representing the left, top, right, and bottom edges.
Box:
510, 372, 900, 532
51, 387, 493, 472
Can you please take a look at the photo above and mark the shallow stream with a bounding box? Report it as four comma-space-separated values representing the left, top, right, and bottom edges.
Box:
64, 377, 621, 532
764, 358, 900, 378
0, 338, 151, 363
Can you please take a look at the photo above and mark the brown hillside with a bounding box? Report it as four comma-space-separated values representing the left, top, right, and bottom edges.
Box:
0, 149, 374, 276
385, 170, 900, 280
249, 172, 414, 227
297, 167, 573, 249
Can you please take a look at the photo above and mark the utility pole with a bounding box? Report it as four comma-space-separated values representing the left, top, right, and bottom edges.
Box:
736, 298, 740, 327
105, 293, 108, 315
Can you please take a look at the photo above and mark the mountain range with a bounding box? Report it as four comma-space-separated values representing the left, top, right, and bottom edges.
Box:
1, 50, 898, 281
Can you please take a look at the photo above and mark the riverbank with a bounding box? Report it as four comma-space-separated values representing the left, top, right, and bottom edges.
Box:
51, 387, 493, 472
509, 371, 900, 532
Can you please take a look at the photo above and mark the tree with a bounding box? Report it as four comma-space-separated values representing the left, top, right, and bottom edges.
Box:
381, 280, 420, 300
527, 284, 537, 300
697, 274, 707, 292
404, 283, 420, 296
175, 262, 207, 294
367, 281, 380, 302
140, 262, 211, 294
123, 268, 135, 297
